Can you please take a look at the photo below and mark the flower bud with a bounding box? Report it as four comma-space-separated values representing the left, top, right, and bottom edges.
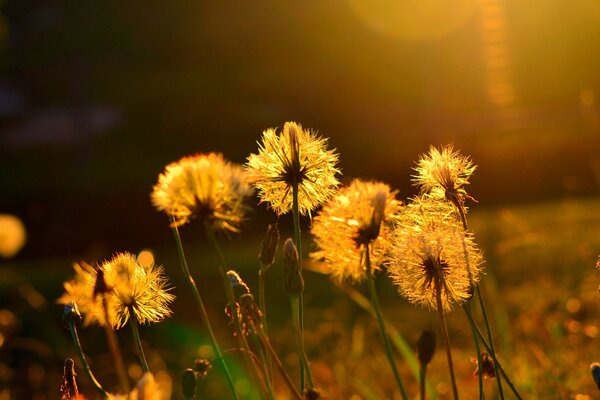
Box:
226, 270, 250, 300
591, 362, 600, 390
283, 239, 304, 296
181, 368, 197, 398
194, 358, 212, 380
417, 329, 436, 367
259, 223, 279, 267
92, 267, 110, 300
304, 388, 321, 400
62, 303, 82, 327
60, 358, 79, 399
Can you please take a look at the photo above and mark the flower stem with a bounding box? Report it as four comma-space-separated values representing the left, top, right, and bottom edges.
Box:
255, 323, 303, 400
170, 219, 239, 400
291, 183, 306, 392
101, 296, 130, 394
456, 205, 504, 398
419, 365, 426, 400
466, 302, 483, 399
258, 266, 274, 389
129, 312, 150, 373
364, 247, 409, 400
290, 295, 315, 389
463, 307, 522, 400
67, 321, 108, 398
435, 286, 459, 400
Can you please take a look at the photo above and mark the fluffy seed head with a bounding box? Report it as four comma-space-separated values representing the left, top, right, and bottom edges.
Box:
245, 122, 340, 216
152, 153, 252, 231
387, 196, 483, 313
413, 145, 476, 207
311, 179, 402, 282
58, 252, 175, 329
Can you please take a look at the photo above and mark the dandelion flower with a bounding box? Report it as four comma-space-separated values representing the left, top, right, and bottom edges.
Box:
413, 145, 476, 208
387, 197, 483, 313
311, 179, 402, 282
58, 252, 174, 329
245, 121, 340, 216
152, 153, 252, 230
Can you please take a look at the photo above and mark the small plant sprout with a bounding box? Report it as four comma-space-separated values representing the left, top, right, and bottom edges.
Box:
417, 329, 436, 400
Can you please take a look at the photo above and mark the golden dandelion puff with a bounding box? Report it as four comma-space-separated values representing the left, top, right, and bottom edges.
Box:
58, 252, 174, 329
310, 179, 402, 282
413, 145, 476, 208
245, 121, 340, 216
387, 197, 483, 313
151, 153, 252, 231
0, 214, 26, 258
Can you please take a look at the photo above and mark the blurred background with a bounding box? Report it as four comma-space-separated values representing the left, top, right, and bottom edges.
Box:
1, 0, 600, 398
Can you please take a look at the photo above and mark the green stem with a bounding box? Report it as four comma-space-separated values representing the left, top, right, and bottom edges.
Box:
250, 331, 275, 400
291, 183, 305, 392
463, 308, 522, 400
435, 286, 459, 400
67, 321, 108, 398
419, 365, 426, 400
466, 302, 484, 400
129, 313, 150, 373
290, 295, 315, 389
456, 205, 504, 398
170, 219, 239, 400
364, 246, 409, 400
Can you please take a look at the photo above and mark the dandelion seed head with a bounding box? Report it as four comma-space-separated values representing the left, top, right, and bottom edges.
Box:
152, 153, 252, 231
311, 179, 402, 283
58, 252, 174, 329
387, 197, 483, 313
413, 145, 476, 206
245, 122, 340, 216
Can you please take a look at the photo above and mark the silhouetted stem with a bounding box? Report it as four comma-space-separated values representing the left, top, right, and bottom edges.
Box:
435, 287, 459, 400
170, 218, 239, 400
258, 265, 274, 390
129, 313, 150, 373
419, 365, 426, 400
365, 246, 409, 400
455, 204, 504, 398
290, 295, 314, 389
463, 308, 522, 400
67, 321, 108, 398
101, 296, 130, 394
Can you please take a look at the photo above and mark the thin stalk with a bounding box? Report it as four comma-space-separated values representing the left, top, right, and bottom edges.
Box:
101, 296, 130, 394
419, 365, 426, 400
67, 321, 108, 398
456, 204, 504, 398
463, 308, 522, 400
258, 266, 274, 389
435, 286, 459, 400
129, 314, 150, 373
290, 295, 315, 389
466, 302, 484, 399
291, 183, 305, 391
204, 224, 269, 395
255, 324, 303, 400
249, 331, 275, 400
170, 219, 238, 400
364, 246, 409, 400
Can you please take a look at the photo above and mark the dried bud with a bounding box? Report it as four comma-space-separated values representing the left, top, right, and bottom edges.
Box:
181, 368, 197, 398
283, 239, 304, 296
92, 267, 110, 300
473, 353, 496, 379
591, 362, 600, 390
60, 358, 79, 399
259, 223, 279, 267
226, 270, 250, 300
194, 359, 212, 380
239, 293, 263, 328
368, 191, 387, 241
417, 329, 436, 367
62, 303, 82, 327
304, 388, 322, 400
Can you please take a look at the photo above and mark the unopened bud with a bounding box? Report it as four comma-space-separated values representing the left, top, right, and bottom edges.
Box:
417, 329, 436, 367
478, 353, 496, 379
259, 223, 279, 267
181, 368, 197, 398
283, 239, 303, 296
368, 191, 387, 241
304, 388, 322, 400
591, 362, 600, 390
226, 270, 250, 300
93, 267, 110, 300
62, 303, 82, 327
